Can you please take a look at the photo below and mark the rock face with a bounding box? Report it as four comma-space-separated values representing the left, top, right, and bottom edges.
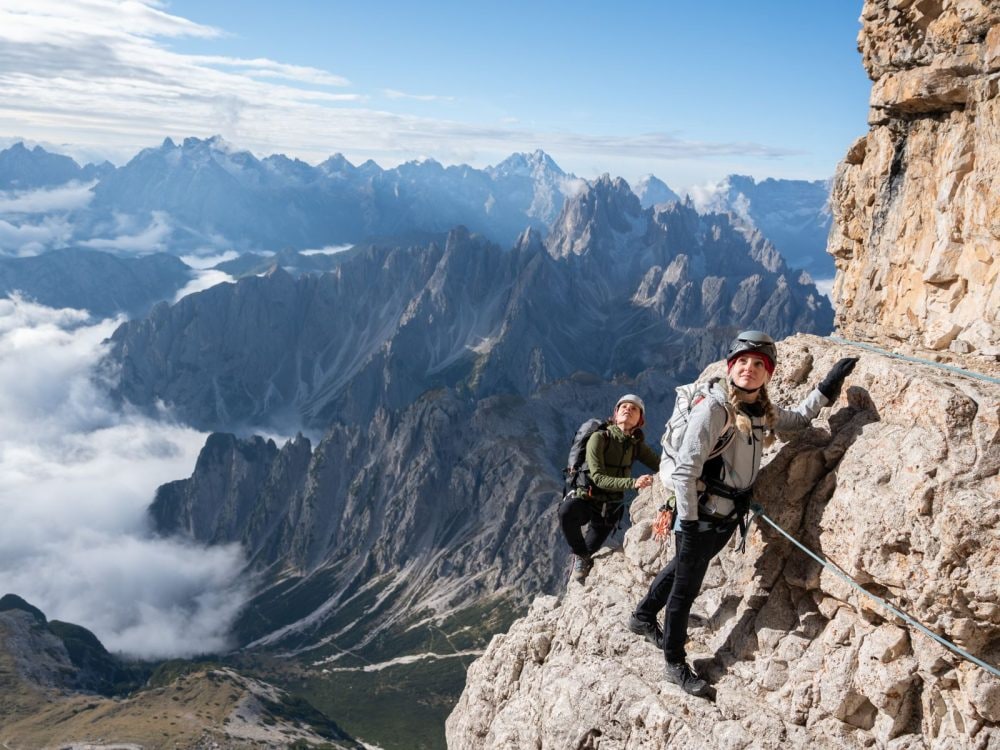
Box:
0, 593, 143, 696
151, 392, 569, 647
446, 334, 1000, 749
829, 0, 1000, 369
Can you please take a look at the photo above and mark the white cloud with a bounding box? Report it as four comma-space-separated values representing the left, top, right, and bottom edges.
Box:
0, 214, 74, 255
80, 209, 172, 252
686, 179, 728, 213
0, 1, 796, 181
173, 269, 233, 302
0, 180, 95, 214
299, 244, 353, 256
179, 249, 239, 269
0, 295, 249, 658
559, 176, 589, 199
813, 277, 834, 300
192, 55, 352, 88
382, 89, 454, 102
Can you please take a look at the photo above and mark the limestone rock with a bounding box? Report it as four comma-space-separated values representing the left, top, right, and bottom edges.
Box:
447, 334, 1000, 749
829, 0, 1000, 378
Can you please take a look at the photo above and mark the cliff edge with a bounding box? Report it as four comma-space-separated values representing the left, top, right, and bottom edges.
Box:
830, 0, 1000, 372
447, 335, 999, 748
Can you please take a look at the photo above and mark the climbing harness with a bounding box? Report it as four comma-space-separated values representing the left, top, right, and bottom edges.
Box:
827, 335, 1000, 386
749, 505, 1000, 679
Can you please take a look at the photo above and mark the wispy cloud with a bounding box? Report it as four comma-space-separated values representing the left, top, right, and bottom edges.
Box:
382, 89, 454, 102
0, 181, 95, 214
192, 56, 353, 88
173, 269, 233, 302
0, 214, 74, 255
80, 209, 172, 252
0, 294, 248, 658
179, 249, 240, 269
300, 244, 353, 256
0, 1, 796, 178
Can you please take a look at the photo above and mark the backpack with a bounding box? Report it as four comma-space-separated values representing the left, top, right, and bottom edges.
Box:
562, 418, 611, 495
655, 377, 757, 548
659, 376, 735, 484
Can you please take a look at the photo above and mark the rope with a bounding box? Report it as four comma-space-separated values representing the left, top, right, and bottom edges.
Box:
751, 507, 1000, 679
826, 335, 1000, 386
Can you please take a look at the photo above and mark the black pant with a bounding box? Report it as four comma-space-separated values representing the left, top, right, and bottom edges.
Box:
633, 523, 736, 662
558, 496, 624, 558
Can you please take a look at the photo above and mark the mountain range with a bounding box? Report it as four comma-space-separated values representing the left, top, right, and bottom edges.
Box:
0, 137, 837, 749
104, 177, 832, 433
0, 139, 834, 279
0, 142, 112, 189
97, 174, 834, 748
0, 247, 191, 317
691, 174, 834, 279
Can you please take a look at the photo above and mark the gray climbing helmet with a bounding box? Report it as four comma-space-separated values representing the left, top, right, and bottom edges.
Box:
726, 330, 777, 370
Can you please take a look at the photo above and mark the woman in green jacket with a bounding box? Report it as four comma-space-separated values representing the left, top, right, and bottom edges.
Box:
559, 394, 660, 583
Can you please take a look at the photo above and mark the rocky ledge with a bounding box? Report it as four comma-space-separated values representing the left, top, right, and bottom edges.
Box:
447, 334, 999, 749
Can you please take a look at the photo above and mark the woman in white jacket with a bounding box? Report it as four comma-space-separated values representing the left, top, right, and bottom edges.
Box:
628, 331, 857, 696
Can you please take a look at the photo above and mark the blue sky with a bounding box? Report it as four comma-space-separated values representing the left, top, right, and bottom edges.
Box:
0, 0, 870, 191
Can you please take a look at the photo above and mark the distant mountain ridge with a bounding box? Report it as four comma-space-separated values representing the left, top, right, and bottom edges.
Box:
691, 174, 834, 279
0, 140, 835, 288
0, 142, 112, 190
82, 136, 575, 252
0, 247, 191, 316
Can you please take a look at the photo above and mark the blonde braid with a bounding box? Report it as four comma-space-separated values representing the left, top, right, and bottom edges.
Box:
757, 384, 778, 448
725, 379, 778, 447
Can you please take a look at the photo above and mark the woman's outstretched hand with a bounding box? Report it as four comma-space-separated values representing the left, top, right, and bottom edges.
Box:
818, 356, 859, 401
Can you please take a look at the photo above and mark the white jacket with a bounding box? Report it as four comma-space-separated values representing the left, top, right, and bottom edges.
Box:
660, 380, 829, 522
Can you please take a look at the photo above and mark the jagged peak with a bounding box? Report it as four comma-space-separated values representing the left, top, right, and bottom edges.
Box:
443, 225, 475, 253
633, 173, 681, 208
400, 156, 443, 171
318, 152, 357, 173
488, 149, 565, 178
514, 226, 545, 252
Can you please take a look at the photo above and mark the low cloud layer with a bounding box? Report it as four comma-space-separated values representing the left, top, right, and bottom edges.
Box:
0, 182, 93, 256
0, 181, 95, 214
79, 209, 172, 253
0, 295, 249, 658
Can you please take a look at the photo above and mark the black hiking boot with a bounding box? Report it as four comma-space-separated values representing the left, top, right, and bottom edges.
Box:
571, 555, 593, 583
626, 613, 663, 649
664, 660, 709, 697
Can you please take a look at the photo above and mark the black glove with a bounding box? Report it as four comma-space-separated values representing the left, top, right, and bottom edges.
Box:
818, 357, 859, 401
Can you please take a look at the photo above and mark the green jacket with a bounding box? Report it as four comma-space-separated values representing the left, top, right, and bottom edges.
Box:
581, 424, 660, 503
